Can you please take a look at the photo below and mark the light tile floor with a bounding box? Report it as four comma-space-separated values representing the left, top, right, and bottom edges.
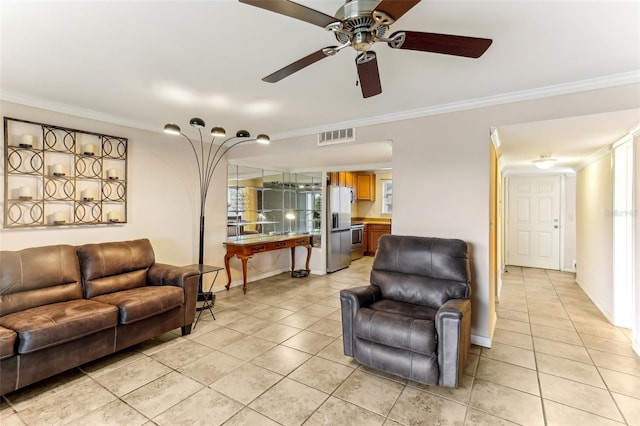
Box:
2, 258, 639, 425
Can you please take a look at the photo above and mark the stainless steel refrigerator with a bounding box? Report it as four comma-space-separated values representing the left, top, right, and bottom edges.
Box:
326, 185, 352, 272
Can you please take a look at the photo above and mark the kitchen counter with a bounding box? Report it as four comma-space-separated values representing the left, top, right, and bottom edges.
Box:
352, 217, 392, 225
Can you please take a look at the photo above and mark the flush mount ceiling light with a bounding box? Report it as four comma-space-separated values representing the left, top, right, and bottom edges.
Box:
532, 156, 556, 169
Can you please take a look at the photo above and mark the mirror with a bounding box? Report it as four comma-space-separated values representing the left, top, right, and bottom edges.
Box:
227, 165, 322, 243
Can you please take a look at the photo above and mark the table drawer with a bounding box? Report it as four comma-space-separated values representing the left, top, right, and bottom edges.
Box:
250, 244, 267, 253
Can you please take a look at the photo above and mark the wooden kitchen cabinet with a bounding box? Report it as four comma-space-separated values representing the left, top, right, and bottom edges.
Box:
366, 223, 390, 255
329, 171, 354, 188
356, 173, 375, 201
344, 172, 354, 188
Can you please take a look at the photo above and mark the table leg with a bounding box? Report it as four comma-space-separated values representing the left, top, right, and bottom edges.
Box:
304, 244, 312, 271
290, 247, 296, 272
237, 255, 250, 294
224, 253, 233, 290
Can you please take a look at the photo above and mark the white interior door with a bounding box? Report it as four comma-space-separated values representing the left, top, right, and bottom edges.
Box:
507, 175, 561, 270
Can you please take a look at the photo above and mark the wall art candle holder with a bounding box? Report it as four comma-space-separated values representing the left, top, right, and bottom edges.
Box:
3, 117, 128, 228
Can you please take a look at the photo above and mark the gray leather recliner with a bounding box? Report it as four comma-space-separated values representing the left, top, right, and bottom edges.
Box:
340, 235, 472, 388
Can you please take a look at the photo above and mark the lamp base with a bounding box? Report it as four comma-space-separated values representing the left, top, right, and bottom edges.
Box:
291, 269, 310, 278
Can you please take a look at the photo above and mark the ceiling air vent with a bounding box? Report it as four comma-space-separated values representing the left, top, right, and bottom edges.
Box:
317, 128, 356, 147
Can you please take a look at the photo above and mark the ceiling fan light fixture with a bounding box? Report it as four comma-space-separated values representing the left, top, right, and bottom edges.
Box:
163, 123, 181, 135
532, 156, 556, 169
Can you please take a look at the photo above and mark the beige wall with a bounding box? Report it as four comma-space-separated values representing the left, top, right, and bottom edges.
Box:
576, 151, 614, 319
0, 100, 289, 290
3, 83, 639, 346
234, 83, 639, 346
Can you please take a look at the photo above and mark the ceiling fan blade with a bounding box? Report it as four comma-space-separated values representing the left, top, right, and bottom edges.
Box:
375, 0, 421, 21
263, 47, 337, 83
239, 0, 337, 28
388, 31, 492, 58
356, 52, 382, 98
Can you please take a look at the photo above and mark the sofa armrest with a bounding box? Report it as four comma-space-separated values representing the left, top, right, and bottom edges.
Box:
340, 285, 381, 356
147, 263, 199, 288
148, 264, 201, 327
435, 298, 471, 388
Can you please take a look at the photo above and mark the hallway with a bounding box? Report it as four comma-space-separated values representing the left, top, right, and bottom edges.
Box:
496, 266, 639, 425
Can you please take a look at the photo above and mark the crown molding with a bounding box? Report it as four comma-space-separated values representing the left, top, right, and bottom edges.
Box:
0, 91, 160, 134
575, 145, 612, 172
271, 71, 640, 141
2, 71, 639, 141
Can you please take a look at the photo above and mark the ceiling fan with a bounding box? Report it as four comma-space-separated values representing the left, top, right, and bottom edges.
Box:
239, 0, 493, 98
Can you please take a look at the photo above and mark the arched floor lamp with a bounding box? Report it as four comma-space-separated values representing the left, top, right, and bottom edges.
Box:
163, 118, 269, 293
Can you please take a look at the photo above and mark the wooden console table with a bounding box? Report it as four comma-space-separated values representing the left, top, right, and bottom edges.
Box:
223, 234, 312, 293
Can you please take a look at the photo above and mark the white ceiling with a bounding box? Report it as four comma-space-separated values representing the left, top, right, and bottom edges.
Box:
1, 0, 639, 171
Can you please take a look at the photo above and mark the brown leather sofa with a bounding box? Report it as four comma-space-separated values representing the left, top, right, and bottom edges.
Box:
340, 235, 472, 388
0, 239, 199, 395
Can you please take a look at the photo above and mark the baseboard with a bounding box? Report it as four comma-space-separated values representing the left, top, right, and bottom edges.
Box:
574, 278, 616, 325
471, 334, 492, 348
218, 268, 290, 291
633, 339, 640, 357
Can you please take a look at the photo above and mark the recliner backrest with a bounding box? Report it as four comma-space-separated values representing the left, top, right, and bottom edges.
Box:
370, 235, 471, 309
0, 245, 82, 316
78, 239, 155, 298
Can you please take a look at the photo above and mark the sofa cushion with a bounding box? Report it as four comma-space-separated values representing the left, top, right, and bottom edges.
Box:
0, 245, 82, 316
91, 286, 184, 325
355, 300, 437, 356
0, 300, 118, 354
0, 326, 17, 359
78, 239, 155, 298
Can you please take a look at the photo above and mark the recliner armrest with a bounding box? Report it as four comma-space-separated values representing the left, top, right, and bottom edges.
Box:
340, 285, 381, 356
436, 298, 470, 320
435, 298, 471, 388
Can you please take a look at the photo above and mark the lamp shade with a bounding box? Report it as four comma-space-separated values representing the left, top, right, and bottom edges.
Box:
189, 117, 205, 128
211, 127, 226, 137
236, 130, 250, 138
256, 134, 270, 144
163, 123, 181, 135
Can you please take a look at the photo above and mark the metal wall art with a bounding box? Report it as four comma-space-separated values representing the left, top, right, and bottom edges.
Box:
3, 117, 128, 228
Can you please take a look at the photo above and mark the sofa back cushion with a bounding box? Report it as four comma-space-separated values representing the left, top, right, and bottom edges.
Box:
78, 239, 155, 298
0, 245, 82, 316
370, 235, 471, 309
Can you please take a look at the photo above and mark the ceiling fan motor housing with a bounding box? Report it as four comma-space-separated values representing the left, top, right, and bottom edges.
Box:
335, 0, 388, 51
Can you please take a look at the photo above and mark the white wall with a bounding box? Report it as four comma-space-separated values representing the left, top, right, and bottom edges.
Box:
634, 130, 640, 355
563, 174, 577, 271
576, 151, 614, 320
